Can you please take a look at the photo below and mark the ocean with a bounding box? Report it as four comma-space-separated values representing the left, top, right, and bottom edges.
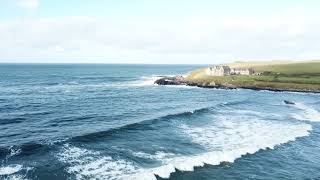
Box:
0, 64, 320, 180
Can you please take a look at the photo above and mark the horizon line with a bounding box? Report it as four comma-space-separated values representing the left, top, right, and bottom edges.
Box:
0, 62, 210, 65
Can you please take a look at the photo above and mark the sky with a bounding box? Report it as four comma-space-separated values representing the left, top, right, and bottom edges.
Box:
0, 0, 320, 64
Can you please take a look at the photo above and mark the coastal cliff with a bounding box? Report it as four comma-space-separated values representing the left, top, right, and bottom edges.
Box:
155, 61, 320, 93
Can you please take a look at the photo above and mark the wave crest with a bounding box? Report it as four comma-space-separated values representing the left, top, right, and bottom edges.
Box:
57, 113, 312, 180
57, 144, 138, 180
0, 164, 23, 176
143, 117, 311, 178
291, 102, 320, 122
70, 107, 210, 143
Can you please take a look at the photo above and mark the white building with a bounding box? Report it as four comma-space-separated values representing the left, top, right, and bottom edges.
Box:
205, 66, 231, 76
206, 65, 254, 76
230, 68, 254, 75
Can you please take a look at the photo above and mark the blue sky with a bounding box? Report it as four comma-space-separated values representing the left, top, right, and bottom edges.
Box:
1, 0, 315, 18
1, 0, 320, 64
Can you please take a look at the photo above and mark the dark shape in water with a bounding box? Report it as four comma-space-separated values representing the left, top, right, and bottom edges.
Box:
154, 76, 187, 85
284, 100, 295, 105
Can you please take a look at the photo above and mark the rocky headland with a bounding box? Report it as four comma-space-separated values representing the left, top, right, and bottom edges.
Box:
155, 75, 320, 93
155, 61, 320, 93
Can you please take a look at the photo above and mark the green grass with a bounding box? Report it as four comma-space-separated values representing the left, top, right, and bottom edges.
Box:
253, 62, 320, 75
186, 61, 320, 91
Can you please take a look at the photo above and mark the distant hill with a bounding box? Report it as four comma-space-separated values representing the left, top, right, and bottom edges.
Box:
185, 60, 320, 93
228, 60, 320, 75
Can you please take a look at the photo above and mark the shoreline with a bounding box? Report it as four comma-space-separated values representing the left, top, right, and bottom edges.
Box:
155, 76, 320, 94
194, 84, 320, 93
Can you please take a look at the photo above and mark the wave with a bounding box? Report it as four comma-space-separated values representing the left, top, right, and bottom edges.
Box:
0, 117, 26, 125
57, 113, 312, 180
0, 146, 22, 160
0, 110, 53, 125
77, 76, 133, 81
0, 104, 43, 113
0, 106, 210, 159
70, 107, 210, 143
0, 164, 23, 176
67, 101, 254, 144
140, 118, 311, 179
0, 141, 52, 159
68, 74, 169, 88
131, 74, 200, 88
0, 74, 188, 94
57, 145, 178, 180
20, 75, 166, 90
114, 74, 186, 87
291, 102, 320, 122
125, 75, 163, 87
131, 151, 175, 161
219, 100, 248, 107
111, 147, 176, 162
0, 165, 32, 180
56, 144, 138, 180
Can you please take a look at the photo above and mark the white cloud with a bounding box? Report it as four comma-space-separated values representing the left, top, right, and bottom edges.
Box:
0, 7, 320, 64
52, 45, 65, 53
16, 0, 39, 9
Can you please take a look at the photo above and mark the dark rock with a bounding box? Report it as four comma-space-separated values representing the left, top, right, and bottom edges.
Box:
185, 81, 199, 86
284, 100, 295, 105
154, 75, 320, 94
155, 76, 187, 85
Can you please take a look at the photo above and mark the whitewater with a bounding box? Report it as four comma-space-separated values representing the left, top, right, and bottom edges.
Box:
1, 64, 320, 180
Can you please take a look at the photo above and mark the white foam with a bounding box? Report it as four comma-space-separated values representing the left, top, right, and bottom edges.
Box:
127, 75, 163, 87
127, 75, 196, 88
57, 144, 178, 180
145, 115, 312, 178
291, 102, 320, 122
1, 174, 25, 180
131, 151, 175, 161
91, 75, 170, 87
57, 144, 140, 180
0, 164, 23, 175
4, 147, 22, 159
11, 74, 191, 93
56, 113, 312, 180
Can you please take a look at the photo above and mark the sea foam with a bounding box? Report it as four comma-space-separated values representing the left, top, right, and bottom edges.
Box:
57, 144, 138, 180
291, 102, 320, 122
126, 75, 195, 88
0, 164, 23, 175
126, 75, 164, 87
141, 116, 312, 178
56, 112, 312, 180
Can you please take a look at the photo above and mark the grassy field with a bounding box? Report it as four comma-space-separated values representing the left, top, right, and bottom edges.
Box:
186, 61, 320, 92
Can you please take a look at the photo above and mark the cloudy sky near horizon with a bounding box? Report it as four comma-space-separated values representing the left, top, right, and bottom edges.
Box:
1, 0, 320, 64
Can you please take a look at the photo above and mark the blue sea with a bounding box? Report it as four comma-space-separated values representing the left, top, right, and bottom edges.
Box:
0, 64, 320, 180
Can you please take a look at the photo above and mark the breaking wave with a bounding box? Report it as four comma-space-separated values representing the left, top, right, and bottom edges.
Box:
57, 114, 312, 180
70, 106, 210, 143
291, 102, 320, 122
126, 75, 163, 87
140, 117, 311, 179
0, 164, 23, 176
57, 144, 138, 180
0, 74, 192, 94
0, 164, 32, 180
122, 74, 192, 88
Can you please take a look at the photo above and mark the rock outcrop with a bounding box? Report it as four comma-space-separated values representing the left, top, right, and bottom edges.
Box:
154, 76, 235, 89
154, 75, 320, 93
154, 76, 188, 85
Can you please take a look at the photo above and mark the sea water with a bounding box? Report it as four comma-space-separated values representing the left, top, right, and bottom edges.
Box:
0, 64, 320, 180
